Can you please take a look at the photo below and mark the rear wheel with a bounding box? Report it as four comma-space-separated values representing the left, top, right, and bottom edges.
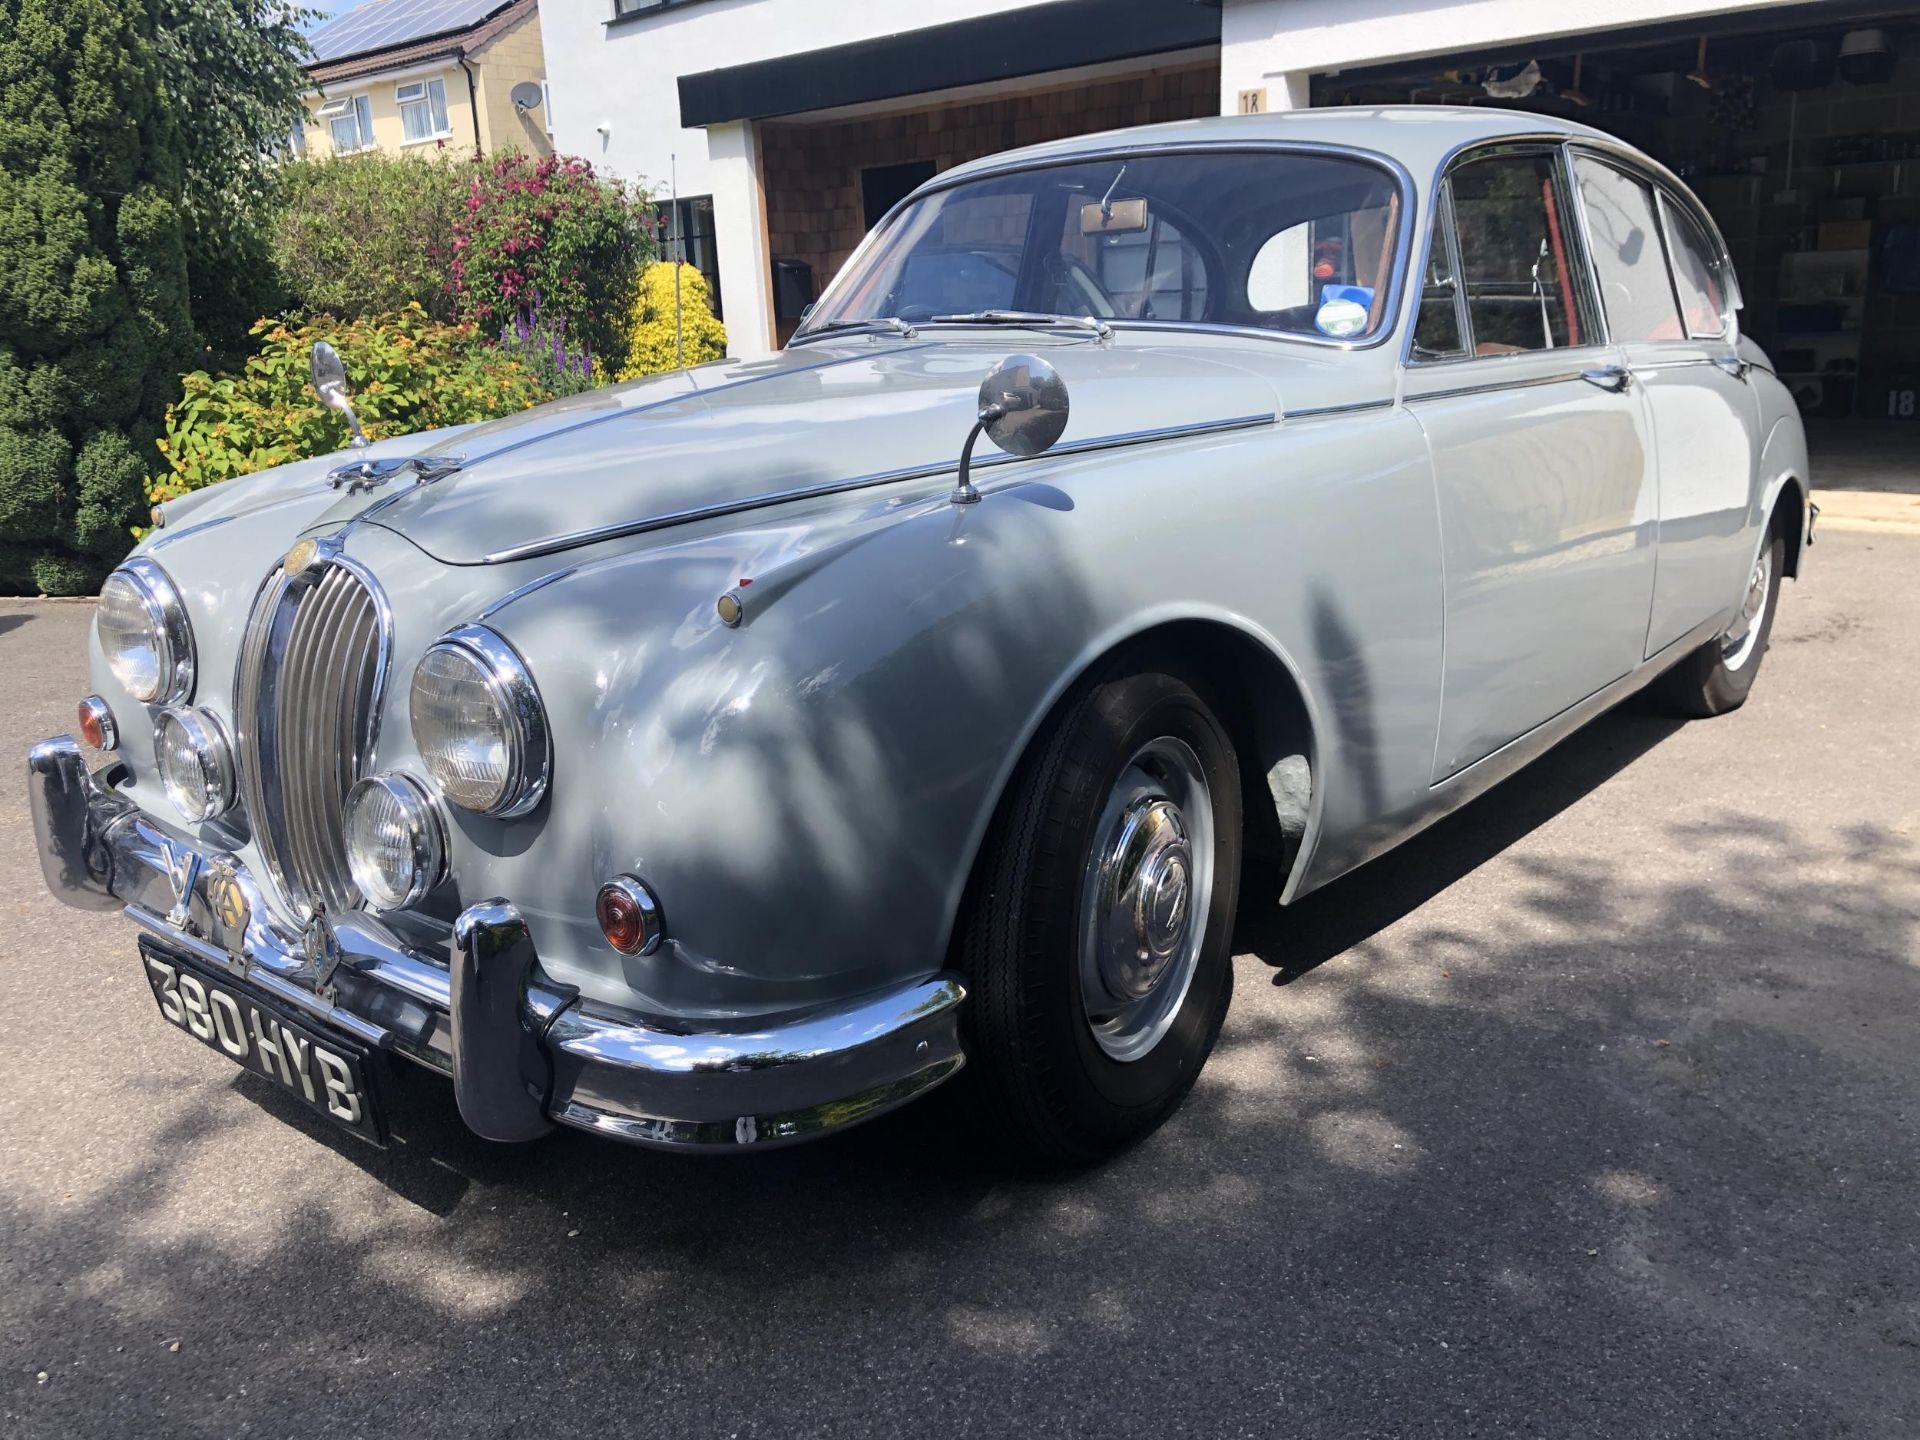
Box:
956, 664, 1242, 1164
1656, 523, 1787, 718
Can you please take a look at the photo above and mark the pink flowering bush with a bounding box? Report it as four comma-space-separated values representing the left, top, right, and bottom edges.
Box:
451, 151, 654, 375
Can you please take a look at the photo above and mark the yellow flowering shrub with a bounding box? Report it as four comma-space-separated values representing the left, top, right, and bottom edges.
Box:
618, 262, 728, 379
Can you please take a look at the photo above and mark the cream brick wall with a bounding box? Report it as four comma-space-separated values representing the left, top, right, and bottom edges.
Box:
301, 63, 476, 159
472, 13, 553, 156
299, 15, 550, 162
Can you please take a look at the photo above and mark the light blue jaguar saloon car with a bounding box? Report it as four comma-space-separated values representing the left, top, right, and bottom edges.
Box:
31, 108, 1811, 1162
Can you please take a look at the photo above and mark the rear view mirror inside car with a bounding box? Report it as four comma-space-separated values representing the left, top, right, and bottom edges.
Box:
1082, 198, 1149, 234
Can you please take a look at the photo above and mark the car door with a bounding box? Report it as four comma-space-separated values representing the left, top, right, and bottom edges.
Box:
1403, 145, 1658, 783
1643, 184, 1761, 654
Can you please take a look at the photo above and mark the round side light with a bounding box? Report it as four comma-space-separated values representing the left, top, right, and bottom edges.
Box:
596, 876, 663, 956
77, 695, 118, 752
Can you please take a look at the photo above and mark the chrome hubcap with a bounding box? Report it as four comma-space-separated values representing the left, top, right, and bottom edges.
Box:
1720, 545, 1772, 672
1079, 736, 1213, 1063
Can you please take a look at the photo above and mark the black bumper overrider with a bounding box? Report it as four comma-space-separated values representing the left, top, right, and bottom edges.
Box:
27, 736, 967, 1149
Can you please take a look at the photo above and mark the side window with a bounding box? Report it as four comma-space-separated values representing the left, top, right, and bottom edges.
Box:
1412, 186, 1466, 357
1661, 197, 1730, 339
1575, 158, 1684, 342
1448, 150, 1589, 354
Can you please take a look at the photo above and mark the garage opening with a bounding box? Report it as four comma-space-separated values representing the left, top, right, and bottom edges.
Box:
1317, 5, 1920, 488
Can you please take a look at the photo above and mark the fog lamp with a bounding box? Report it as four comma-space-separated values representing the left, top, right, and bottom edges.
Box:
154, 706, 236, 823
343, 772, 446, 911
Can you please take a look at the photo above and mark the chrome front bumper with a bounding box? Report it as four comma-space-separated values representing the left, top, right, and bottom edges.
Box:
26, 737, 967, 1149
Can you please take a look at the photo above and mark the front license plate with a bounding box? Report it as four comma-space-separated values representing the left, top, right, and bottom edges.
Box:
138, 939, 386, 1146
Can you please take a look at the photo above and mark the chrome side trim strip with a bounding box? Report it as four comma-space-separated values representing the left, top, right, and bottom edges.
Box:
467, 411, 1278, 565
1283, 398, 1395, 421
1404, 370, 1591, 403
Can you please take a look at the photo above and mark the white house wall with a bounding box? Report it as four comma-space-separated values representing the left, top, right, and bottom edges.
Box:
541, 0, 1070, 197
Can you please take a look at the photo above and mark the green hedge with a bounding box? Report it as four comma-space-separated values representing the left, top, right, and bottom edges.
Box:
0, 0, 198, 595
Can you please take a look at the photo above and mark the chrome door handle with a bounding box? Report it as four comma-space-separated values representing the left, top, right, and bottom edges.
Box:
1581, 366, 1633, 393
1713, 356, 1752, 382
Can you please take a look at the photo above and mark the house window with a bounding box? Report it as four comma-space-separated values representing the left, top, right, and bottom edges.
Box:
319, 94, 374, 154
287, 119, 306, 159
613, 0, 666, 15
661, 196, 722, 318
397, 78, 451, 144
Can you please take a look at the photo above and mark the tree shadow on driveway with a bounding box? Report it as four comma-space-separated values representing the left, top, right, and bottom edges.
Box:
7, 703, 1919, 1439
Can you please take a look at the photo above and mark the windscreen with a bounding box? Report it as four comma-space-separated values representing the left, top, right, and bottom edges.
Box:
801, 150, 1405, 342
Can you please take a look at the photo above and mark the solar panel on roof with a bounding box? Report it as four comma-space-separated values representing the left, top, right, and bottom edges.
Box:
308, 0, 507, 64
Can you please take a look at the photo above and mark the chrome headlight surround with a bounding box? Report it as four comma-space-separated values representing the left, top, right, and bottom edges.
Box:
96, 557, 195, 704
153, 706, 236, 823
408, 624, 550, 818
342, 771, 448, 911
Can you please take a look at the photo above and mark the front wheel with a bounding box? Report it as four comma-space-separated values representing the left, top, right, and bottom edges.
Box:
955, 665, 1242, 1164
1656, 526, 1787, 718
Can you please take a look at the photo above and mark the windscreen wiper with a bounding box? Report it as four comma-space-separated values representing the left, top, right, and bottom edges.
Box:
803, 316, 918, 339
929, 310, 1114, 339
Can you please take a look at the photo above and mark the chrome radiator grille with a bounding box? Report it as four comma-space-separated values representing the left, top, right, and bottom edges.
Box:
233, 558, 387, 915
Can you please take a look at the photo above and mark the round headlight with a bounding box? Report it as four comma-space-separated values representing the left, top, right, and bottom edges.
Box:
97, 559, 194, 704
409, 625, 549, 817
343, 773, 446, 911
153, 707, 235, 823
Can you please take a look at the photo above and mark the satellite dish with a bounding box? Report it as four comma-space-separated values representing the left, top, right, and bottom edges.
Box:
510, 81, 543, 114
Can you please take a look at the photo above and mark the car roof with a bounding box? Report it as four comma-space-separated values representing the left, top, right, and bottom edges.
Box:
934, 105, 1626, 188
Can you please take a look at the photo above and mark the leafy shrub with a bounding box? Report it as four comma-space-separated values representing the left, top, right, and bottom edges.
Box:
152, 304, 544, 503
619, 262, 728, 379
0, 0, 199, 595
270, 153, 467, 322
499, 296, 597, 397
452, 152, 653, 375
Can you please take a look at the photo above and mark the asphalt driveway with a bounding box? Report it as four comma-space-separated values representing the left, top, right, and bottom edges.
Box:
3, 531, 1916, 1439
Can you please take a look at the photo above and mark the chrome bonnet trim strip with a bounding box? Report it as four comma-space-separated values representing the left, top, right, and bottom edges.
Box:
466, 412, 1277, 565
332, 344, 938, 538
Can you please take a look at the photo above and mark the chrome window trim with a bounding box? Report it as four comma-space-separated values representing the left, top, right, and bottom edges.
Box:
1403, 138, 1606, 370
470, 411, 1277, 565
791, 140, 1419, 355
111, 557, 198, 705
1652, 186, 1735, 343
1408, 175, 1471, 361
1565, 146, 1690, 350
415, 624, 552, 819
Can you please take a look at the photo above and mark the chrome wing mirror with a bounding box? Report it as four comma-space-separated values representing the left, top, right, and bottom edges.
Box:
951, 354, 1069, 505
309, 340, 368, 450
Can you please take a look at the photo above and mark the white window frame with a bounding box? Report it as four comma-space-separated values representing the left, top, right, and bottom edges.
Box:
318, 93, 375, 155
396, 77, 451, 145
